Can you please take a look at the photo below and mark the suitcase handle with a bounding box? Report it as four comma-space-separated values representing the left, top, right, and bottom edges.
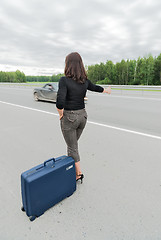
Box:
44, 158, 55, 167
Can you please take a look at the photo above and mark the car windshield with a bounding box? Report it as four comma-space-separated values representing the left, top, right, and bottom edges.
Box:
51, 82, 58, 91
43, 82, 58, 91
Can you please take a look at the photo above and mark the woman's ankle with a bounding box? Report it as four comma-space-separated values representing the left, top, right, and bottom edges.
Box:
75, 162, 82, 176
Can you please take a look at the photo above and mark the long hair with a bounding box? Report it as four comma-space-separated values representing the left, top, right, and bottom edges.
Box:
64, 52, 87, 83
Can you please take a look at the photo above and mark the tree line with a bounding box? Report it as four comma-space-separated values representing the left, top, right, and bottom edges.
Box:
0, 54, 161, 85
0, 71, 64, 83
0, 70, 26, 83
26, 74, 64, 82
87, 54, 161, 85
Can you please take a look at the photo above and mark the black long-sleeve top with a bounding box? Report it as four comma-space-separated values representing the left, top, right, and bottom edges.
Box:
56, 77, 104, 110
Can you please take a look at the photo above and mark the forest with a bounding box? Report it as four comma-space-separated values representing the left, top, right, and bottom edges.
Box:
0, 70, 26, 83
87, 54, 161, 85
0, 54, 161, 85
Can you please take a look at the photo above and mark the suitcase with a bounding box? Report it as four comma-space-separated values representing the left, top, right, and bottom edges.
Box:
21, 156, 76, 221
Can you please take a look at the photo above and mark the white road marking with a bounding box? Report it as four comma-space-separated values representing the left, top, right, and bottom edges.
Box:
87, 92, 161, 101
0, 100, 161, 140
111, 95, 161, 101
88, 121, 161, 140
0, 100, 58, 116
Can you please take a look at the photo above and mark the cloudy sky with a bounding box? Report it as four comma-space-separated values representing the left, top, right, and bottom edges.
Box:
0, 0, 161, 75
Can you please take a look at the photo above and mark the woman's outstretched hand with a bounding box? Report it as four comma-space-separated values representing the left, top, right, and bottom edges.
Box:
103, 86, 111, 94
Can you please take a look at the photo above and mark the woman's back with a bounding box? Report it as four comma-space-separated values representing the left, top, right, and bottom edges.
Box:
56, 76, 87, 110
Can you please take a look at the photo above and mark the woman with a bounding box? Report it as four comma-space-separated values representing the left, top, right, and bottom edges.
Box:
56, 52, 111, 183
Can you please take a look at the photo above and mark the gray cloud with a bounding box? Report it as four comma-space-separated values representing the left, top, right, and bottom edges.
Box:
0, 0, 161, 75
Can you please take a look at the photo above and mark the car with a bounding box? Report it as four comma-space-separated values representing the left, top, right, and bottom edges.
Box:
33, 82, 88, 103
33, 82, 58, 102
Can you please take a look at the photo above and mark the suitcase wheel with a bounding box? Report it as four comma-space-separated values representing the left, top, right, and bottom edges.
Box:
29, 216, 36, 222
21, 206, 25, 212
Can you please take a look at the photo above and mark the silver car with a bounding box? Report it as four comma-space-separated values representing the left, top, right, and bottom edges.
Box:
33, 82, 58, 102
33, 82, 88, 103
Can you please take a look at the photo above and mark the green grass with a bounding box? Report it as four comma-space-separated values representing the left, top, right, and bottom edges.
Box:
26, 82, 50, 84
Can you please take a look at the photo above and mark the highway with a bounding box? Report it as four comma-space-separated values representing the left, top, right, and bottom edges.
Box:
0, 86, 161, 240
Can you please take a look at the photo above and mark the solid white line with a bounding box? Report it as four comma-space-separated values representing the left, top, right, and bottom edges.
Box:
0, 100, 58, 116
0, 100, 161, 140
88, 121, 161, 140
111, 95, 161, 101
87, 92, 161, 101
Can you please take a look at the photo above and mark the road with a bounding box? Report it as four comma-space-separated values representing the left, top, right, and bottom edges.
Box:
0, 86, 161, 240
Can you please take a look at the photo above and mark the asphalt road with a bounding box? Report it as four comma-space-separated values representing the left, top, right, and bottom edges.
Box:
0, 86, 161, 240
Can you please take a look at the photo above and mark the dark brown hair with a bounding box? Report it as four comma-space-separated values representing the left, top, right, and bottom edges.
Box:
64, 52, 87, 83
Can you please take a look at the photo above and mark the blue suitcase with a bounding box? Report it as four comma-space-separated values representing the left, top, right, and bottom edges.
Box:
21, 156, 76, 221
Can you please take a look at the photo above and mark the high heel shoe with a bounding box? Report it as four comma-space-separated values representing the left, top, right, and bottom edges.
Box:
76, 174, 84, 184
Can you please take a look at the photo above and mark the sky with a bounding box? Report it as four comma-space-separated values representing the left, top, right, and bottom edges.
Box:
0, 0, 161, 76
